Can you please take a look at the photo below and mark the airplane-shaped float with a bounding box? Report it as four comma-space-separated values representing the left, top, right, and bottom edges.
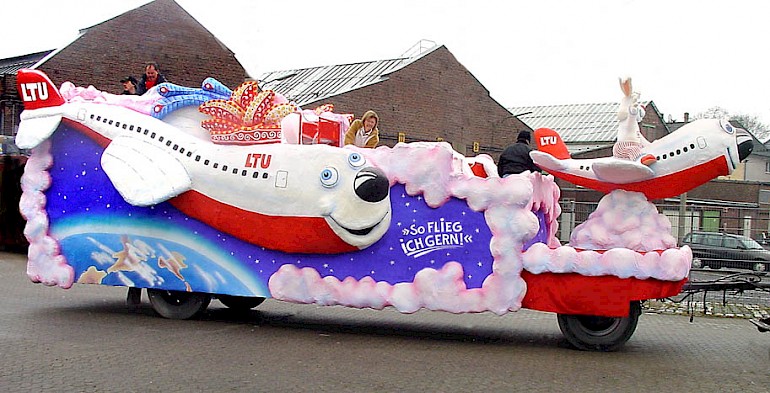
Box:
15, 69, 392, 254
531, 119, 754, 200
15, 69, 704, 351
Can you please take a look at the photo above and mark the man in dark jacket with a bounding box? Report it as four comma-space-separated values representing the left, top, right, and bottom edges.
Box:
136, 62, 168, 95
497, 130, 540, 177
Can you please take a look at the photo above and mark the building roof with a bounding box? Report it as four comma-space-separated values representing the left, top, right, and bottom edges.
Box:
258, 42, 440, 106
508, 102, 624, 143
0, 50, 53, 76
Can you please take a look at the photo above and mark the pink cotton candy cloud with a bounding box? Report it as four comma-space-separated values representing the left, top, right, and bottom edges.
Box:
59, 81, 161, 115
19, 140, 74, 288
570, 190, 677, 251
269, 142, 562, 315
520, 190, 691, 281
270, 261, 527, 316
521, 240, 690, 281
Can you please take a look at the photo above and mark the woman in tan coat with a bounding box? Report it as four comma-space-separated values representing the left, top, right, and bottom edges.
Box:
344, 110, 380, 148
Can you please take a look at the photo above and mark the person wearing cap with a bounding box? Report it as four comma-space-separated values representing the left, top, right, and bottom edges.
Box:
497, 130, 540, 177
120, 76, 138, 95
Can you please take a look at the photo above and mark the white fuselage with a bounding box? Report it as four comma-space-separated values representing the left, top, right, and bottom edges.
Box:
18, 101, 393, 252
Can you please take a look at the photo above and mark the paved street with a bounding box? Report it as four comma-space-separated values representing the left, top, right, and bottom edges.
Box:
1, 251, 769, 392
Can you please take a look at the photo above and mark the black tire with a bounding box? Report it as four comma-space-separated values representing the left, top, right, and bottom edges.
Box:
557, 301, 641, 352
147, 289, 211, 319
217, 295, 266, 311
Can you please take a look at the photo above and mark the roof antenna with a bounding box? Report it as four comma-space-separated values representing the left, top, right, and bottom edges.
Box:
400, 39, 437, 58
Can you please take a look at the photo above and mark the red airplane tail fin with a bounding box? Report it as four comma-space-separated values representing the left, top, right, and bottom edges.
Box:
534, 128, 570, 160
16, 69, 65, 110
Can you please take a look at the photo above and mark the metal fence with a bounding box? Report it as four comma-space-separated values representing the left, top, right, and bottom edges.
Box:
558, 200, 770, 245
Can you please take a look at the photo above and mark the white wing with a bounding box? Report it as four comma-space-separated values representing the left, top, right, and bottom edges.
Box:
592, 160, 654, 183
101, 135, 192, 206
532, 151, 654, 184
15, 113, 63, 149
530, 151, 569, 172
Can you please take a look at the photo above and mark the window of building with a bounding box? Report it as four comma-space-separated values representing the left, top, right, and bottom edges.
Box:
760, 190, 770, 205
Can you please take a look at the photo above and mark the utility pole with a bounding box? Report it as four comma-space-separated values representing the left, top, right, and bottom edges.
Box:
678, 192, 687, 242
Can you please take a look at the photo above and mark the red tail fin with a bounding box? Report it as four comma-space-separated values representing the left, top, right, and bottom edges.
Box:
534, 128, 570, 160
16, 69, 65, 110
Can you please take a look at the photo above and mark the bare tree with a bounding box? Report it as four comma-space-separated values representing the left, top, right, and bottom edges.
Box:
694, 106, 731, 120
694, 106, 769, 141
732, 113, 770, 141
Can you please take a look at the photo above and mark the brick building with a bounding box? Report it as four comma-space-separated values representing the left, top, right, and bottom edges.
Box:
260, 44, 531, 157
0, 0, 247, 144
0, 0, 248, 249
35, 0, 247, 93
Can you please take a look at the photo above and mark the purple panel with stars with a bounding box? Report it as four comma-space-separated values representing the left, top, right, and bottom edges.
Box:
46, 123, 495, 295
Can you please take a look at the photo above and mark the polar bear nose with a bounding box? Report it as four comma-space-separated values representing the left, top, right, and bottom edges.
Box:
354, 167, 389, 203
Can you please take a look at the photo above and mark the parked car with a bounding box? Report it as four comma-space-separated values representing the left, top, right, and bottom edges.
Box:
681, 231, 770, 272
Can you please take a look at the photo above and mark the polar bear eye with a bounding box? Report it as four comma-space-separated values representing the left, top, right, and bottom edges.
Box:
348, 152, 365, 168
320, 167, 339, 187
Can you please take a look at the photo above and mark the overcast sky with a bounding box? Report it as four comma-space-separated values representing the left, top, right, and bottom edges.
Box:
4, 0, 769, 126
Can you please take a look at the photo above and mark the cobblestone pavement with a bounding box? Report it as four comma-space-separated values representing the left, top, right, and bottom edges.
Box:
643, 269, 770, 320
645, 299, 770, 320
2, 251, 769, 392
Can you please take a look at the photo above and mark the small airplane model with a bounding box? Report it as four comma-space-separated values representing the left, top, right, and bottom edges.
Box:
531, 121, 754, 200
15, 69, 392, 254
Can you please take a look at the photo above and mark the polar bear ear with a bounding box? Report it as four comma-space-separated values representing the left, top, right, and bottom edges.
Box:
619, 77, 632, 97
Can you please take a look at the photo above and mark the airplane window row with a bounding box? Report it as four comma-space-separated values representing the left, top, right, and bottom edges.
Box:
574, 141, 701, 172
90, 113, 270, 180
658, 143, 696, 161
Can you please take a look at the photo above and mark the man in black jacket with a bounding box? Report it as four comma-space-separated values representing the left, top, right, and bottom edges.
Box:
497, 130, 540, 177
136, 62, 168, 95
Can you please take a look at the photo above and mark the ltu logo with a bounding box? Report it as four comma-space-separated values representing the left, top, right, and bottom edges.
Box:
244, 153, 272, 169
20, 83, 49, 102
540, 136, 557, 146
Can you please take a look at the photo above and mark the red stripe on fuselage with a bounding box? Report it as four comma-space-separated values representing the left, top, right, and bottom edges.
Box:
548, 156, 729, 200
169, 191, 356, 254
62, 118, 357, 254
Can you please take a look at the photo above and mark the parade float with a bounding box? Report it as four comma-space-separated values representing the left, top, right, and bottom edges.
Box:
15, 69, 756, 351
